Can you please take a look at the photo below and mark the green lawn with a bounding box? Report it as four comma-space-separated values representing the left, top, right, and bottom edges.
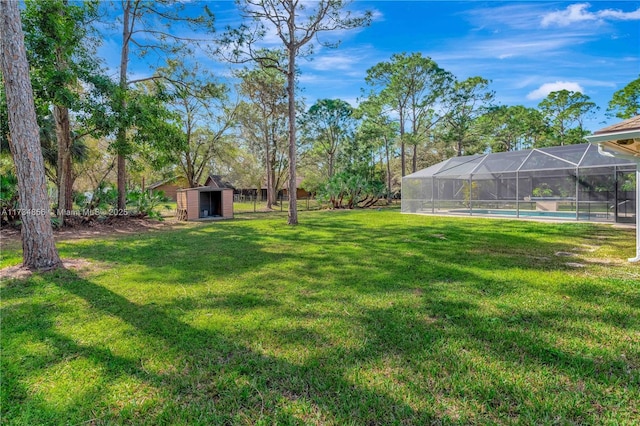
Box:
1, 210, 639, 425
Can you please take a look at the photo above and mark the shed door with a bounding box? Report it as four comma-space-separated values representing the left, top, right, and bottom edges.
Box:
199, 191, 222, 218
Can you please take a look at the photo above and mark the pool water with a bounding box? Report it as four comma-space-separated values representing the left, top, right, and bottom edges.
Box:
449, 209, 599, 220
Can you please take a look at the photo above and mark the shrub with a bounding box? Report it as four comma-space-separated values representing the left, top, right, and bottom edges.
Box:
317, 172, 385, 209
533, 184, 554, 197
126, 189, 170, 220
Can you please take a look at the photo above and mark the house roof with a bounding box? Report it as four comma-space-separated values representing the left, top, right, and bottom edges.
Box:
585, 115, 640, 160
147, 176, 185, 190
593, 115, 640, 135
282, 176, 305, 188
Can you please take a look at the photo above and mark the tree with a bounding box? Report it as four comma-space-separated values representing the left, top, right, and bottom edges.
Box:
0, 0, 61, 270
403, 56, 451, 174
302, 99, 355, 179
356, 98, 399, 202
224, 145, 265, 193
148, 61, 238, 188
37, 115, 90, 190
364, 53, 452, 176
442, 76, 494, 156
365, 55, 409, 177
318, 171, 385, 209
236, 58, 288, 209
221, 0, 371, 225
608, 75, 640, 119
22, 0, 102, 225
111, 0, 215, 210
478, 105, 546, 152
538, 89, 598, 146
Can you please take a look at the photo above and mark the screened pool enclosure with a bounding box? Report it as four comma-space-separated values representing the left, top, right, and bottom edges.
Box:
402, 143, 637, 223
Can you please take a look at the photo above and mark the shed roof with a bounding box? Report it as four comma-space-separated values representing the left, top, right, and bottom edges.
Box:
177, 186, 233, 193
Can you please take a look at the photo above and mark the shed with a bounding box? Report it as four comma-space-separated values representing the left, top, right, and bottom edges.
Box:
585, 115, 640, 262
176, 187, 234, 221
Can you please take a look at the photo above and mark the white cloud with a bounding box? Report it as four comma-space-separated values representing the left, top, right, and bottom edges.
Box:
430, 33, 587, 64
308, 53, 359, 71
599, 8, 640, 20
369, 8, 385, 23
541, 3, 640, 28
464, 4, 547, 31
526, 81, 585, 100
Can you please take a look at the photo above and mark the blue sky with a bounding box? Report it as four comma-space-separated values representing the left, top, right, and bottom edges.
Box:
100, 1, 640, 132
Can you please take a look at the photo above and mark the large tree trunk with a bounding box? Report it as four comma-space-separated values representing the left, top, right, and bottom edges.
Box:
53, 3, 73, 225
265, 114, 273, 209
117, 0, 132, 211
412, 144, 418, 173
286, 31, 298, 225
399, 109, 406, 177
184, 151, 197, 188
265, 146, 273, 209
1, 0, 62, 270
116, 141, 127, 209
54, 104, 73, 223
328, 152, 334, 178
385, 136, 392, 204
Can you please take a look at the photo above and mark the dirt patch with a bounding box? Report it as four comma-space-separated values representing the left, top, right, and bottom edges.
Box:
1, 216, 185, 244
0, 258, 94, 281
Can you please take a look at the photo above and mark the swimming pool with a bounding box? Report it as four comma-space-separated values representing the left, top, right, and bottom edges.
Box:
449, 209, 602, 220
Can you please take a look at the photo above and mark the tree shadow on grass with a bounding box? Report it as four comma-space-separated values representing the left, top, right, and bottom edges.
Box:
4, 212, 637, 423
2, 302, 163, 425
57, 215, 576, 289
58, 212, 599, 277
351, 292, 639, 424
2, 271, 431, 425
3, 263, 638, 424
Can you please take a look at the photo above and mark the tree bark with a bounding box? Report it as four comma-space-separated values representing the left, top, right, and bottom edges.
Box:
328, 151, 335, 178
264, 112, 273, 209
54, 104, 73, 222
117, 136, 127, 209
53, 3, 73, 225
286, 12, 298, 225
412, 144, 418, 173
385, 136, 392, 204
1, 0, 62, 270
53, 1, 73, 225
117, 0, 132, 211
399, 109, 406, 177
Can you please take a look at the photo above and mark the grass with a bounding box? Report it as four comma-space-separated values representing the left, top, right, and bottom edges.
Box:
1, 209, 639, 425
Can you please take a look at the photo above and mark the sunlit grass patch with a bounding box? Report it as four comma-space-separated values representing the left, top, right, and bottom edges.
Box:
1, 210, 638, 424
